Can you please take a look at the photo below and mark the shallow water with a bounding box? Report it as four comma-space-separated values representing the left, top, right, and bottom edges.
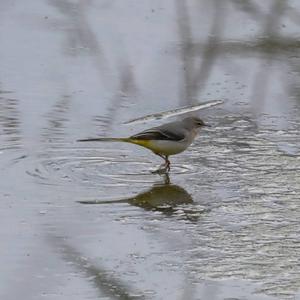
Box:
1, 1, 300, 300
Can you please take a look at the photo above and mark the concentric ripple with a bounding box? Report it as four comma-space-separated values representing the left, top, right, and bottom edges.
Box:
24, 144, 199, 190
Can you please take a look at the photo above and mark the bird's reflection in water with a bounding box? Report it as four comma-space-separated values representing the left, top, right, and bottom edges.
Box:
79, 174, 207, 221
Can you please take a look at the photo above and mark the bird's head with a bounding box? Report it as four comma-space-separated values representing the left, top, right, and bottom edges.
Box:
183, 116, 209, 128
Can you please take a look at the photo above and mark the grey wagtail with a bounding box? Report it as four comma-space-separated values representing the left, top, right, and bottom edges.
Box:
78, 116, 208, 172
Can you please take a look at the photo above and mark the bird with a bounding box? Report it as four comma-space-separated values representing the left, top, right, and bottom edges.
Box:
78, 116, 208, 173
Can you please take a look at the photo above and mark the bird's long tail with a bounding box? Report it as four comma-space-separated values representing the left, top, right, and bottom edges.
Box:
77, 137, 130, 143
77, 137, 152, 150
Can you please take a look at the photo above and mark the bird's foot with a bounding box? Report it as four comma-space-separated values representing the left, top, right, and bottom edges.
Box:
151, 163, 169, 174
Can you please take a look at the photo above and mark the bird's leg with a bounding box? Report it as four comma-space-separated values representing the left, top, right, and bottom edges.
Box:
165, 156, 170, 172
158, 154, 171, 172
158, 154, 169, 170
151, 153, 170, 174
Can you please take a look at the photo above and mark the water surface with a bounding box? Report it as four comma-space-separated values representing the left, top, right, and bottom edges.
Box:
1, 1, 300, 299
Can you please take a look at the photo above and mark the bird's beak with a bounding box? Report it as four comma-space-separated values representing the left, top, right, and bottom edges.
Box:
203, 123, 211, 127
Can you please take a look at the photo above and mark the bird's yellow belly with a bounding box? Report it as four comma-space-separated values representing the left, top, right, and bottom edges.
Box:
131, 139, 189, 156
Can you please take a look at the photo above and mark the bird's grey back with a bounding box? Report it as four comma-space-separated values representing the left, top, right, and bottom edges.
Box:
130, 118, 190, 141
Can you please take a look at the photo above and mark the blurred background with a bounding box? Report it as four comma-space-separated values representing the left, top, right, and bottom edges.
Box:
0, 1, 300, 299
